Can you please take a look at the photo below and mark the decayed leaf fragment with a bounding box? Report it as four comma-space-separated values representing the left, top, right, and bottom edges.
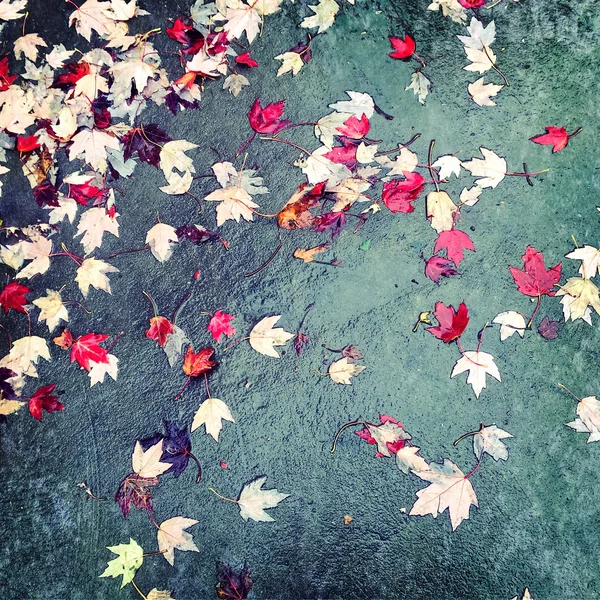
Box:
409, 459, 478, 530
249, 315, 294, 358
328, 357, 366, 384
293, 243, 331, 263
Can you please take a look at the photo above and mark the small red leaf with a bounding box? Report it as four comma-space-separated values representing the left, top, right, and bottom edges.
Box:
207, 310, 236, 343
458, 0, 485, 8
248, 99, 290, 134
70, 333, 110, 371
509, 246, 562, 297
182, 347, 216, 378
433, 229, 475, 266
146, 316, 174, 347
530, 126, 570, 153
0, 57, 17, 90
16, 135, 40, 153
424, 256, 459, 284
235, 52, 259, 68
54, 329, 74, 349
389, 35, 416, 60
336, 114, 370, 139
29, 384, 63, 422
538, 316, 560, 340
427, 301, 469, 343
0, 282, 31, 314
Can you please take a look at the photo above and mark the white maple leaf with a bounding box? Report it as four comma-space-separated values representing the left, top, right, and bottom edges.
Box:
47, 196, 78, 225
301, 0, 339, 33
102, 0, 148, 20
157, 517, 199, 566
396, 446, 430, 474
221, 4, 261, 43
68, 0, 118, 41
15, 235, 53, 279
89, 354, 118, 387
405, 71, 430, 104
46, 44, 76, 69
0, 336, 50, 378
432, 155, 462, 180
159, 140, 197, 179
473, 425, 513, 461
159, 170, 193, 195
328, 357, 366, 385
556, 277, 600, 321
459, 185, 483, 206
146, 223, 178, 263
451, 350, 501, 398
32, 289, 69, 333
275, 52, 305, 77
462, 147, 506, 189
376, 148, 418, 175
299, 146, 352, 188
237, 476, 289, 522
409, 459, 478, 530
14, 34, 47, 62
109, 53, 157, 105
0, 0, 27, 20
76, 207, 120, 255
426, 191, 456, 233
427, 0, 466, 24
132, 439, 172, 478
315, 112, 350, 148
186, 48, 227, 77
249, 315, 294, 358
205, 185, 258, 227
458, 17, 496, 49
68, 128, 121, 173
0, 87, 36, 133
565, 245, 600, 278
468, 77, 503, 107
0, 244, 24, 271
329, 177, 371, 210
464, 46, 496, 74
75, 257, 119, 297
492, 311, 526, 341
559, 293, 592, 325
329, 91, 375, 118
366, 421, 411, 457
566, 395, 600, 443
52, 106, 78, 140
74, 71, 109, 100
223, 73, 250, 97
191, 397, 235, 442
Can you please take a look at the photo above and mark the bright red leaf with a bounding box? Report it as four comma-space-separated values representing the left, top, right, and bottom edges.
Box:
382, 172, 424, 213
146, 316, 174, 347
207, 310, 236, 343
336, 114, 370, 139
323, 140, 357, 168
182, 347, 216, 377
427, 301, 469, 343
0, 282, 31, 314
166, 18, 193, 44
424, 256, 459, 284
16, 135, 40, 153
29, 384, 63, 421
0, 57, 17, 90
389, 35, 415, 60
433, 229, 475, 266
248, 99, 290, 134
458, 0, 485, 8
70, 333, 110, 371
509, 246, 562, 297
235, 52, 259, 68
530, 126, 574, 153
68, 182, 105, 206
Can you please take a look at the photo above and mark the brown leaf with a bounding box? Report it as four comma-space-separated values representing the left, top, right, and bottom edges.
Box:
277, 181, 326, 230
293, 243, 331, 263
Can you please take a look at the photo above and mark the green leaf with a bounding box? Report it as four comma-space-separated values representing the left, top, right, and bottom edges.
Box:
99, 538, 144, 588
359, 240, 371, 251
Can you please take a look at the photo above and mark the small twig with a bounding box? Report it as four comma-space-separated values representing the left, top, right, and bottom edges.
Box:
244, 235, 283, 277
330, 420, 367, 453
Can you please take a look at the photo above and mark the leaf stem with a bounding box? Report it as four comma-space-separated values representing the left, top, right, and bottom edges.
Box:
453, 423, 484, 446
236, 131, 256, 157
556, 382, 581, 401
464, 461, 481, 480
223, 336, 250, 351
428, 140, 439, 192
174, 375, 191, 400
187, 450, 202, 483
142, 291, 158, 318
526, 295, 541, 329
208, 487, 239, 503
375, 133, 421, 156
131, 580, 147, 600
330, 420, 368, 453
482, 46, 509, 87
244, 235, 283, 277
172, 291, 191, 325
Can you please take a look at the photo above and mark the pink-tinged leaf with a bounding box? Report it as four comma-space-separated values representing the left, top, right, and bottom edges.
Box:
323, 140, 358, 168
433, 229, 475, 266
146, 316, 174, 348
235, 52, 259, 68
336, 114, 370, 139
427, 301, 469, 343
538, 316, 560, 340
530, 126, 571, 153
207, 310, 236, 343
294, 331, 309, 356
382, 172, 424, 214
248, 99, 290, 134
424, 256, 459, 284
313, 211, 347, 238
356, 415, 409, 457
388, 35, 415, 60
70, 333, 110, 371
458, 0, 485, 8
509, 246, 562, 297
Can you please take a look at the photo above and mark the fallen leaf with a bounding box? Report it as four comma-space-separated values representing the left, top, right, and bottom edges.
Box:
146, 223, 178, 263
328, 357, 366, 384
492, 311, 526, 341
566, 395, 600, 443
237, 475, 289, 522
509, 246, 561, 297
191, 397, 235, 442
182, 347, 216, 377
157, 516, 199, 566
99, 538, 143, 589
396, 446, 430, 474
131, 439, 173, 478
451, 350, 501, 398
216, 562, 253, 600
207, 310, 236, 343
462, 147, 506, 189
473, 425, 513, 461
249, 315, 294, 358
427, 301, 469, 343
293, 243, 331, 263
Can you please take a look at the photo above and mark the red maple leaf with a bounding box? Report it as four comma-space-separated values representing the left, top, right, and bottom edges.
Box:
0, 57, 17, 90
323, 140, 357, 168
388, 35, 415, 60
424, 256, 459, 284
433, 229, 475, 266
207, 310, 236, 343
336, 114, 370, 139
313, 211, 347, 238
0, 282, 31, 314
16, 135, 40, 153
52, 61, 91, 90
182, 347, 216, 377
427, 301, 469, 343
146, 316, 174, 347
458, 0, 485, 8
530, 126, 578, 153
356, 415, 408, 457
33, 179, 59, 207
29, 384, 64, 422
166, 18, 193, 43
70, 333, 110, 371
509, 246, 562, 297
382, 172, 424, 213
248, 99, 290, 134
68, 182, 105, 206
235, 52, 259, 68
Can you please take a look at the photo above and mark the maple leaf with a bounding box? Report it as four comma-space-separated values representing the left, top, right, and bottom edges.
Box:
192, 397, 235, 442
249, 315, 294, 358
336, 114, 370, 139
216, 562, 253, 600
530, 126, 579, 153
328, 357, 366, 384
0, 57, 17, 89
99, 538, 143, 589
223, 73, 250, 97
381, 172, 425, 213
0, 0, 26, 20
458, 18, 496, 49
143, 421, 198, 478
176, 225, 220, 245
432, 156, 462, 180
1, 336, 50, 378
221, 3, 261, 43
460, 185, 483, 206
356, 415, 411, 457
556, 277, 600, 321
70, 333, 110, 371
205, 185, 259, 227
0, 281, 30, 313
147, 590, 175, 600
146, 223, 178, 263
451, 350, 501, 398
28, 384, 63, 421
182, 347, 216, 377
389, 34, 415, 60
53, 329, 74, 350
425, 256, 459, 284
509, 246, 562, 297
275, 51, 305, 77
32, 180, 59, 208
159, 140, 198, 179
146, 316, 174, 348
122, 125, 171, 168
468, 77, 503, 107
428, 0, 467, 23
426, 191, 457, 233
248, 98, 290, 134
462, 147, 506, 188
427, 301, 469, 343
277, 181, 326, 230
236, 476, 289, 522
301, 0, 339, 33
236, 51, 259, 68
409, 459, 478, 530
492, 311, 526, 341
433, 229, 475, 266
157, 517, 199, 566
0, 398, 25, 416
14, 234, 52, 279
207, 310, 236, 342
294, 332, 310, 356
68, 128, 120, 173
565, 245, 600, 278
537, 316, 559, 340
75, 257, 120, 297
473, 425, 513, 461
405, 71, 431, 104
16, 135, 41, 153
313, 211, 347, 238
14, 33, 47, 62
76, 207, 120, 255
566, 394, 600, 443
132, 439, 173, 478
88, 354, 118, 387
115, 473, 159, 518
396, 446, 430, 474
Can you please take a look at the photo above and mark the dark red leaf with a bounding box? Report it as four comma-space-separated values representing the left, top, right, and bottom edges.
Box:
52, 61, 90, 90
313, 211, 347, 238
538, 316, 560, 340
0, 281, 31, 314
427, 301, 469, 343
0, 367, 17, 400
509, 246, 562, 297
248, 99, 290, 134
68, 182, 105, 206
294, 331, 309, 356
216, 562, 253, 600
122, 124, 172, 167
176, 224, 220, 244
28, 384, 63, 422
115, 473, 158, 519
33, 179, 59, 207
342, 345, 363, 361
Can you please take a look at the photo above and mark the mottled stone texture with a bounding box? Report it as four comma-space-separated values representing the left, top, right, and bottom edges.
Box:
1, 1, 599, 599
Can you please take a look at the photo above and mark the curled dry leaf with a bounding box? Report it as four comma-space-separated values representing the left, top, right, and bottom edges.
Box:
293, 243, 331, 263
